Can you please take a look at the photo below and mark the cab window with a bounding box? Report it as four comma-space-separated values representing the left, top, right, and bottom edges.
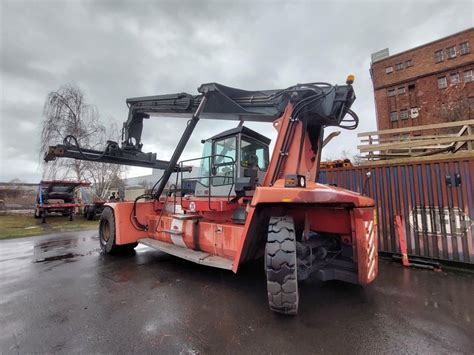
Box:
241, 137, 269, 171
197, 140, 212, 186
212, 137, 236, 186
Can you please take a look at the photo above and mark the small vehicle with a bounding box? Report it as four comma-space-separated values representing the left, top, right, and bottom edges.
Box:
34, 180, 90, 223
46, 77, 378, 314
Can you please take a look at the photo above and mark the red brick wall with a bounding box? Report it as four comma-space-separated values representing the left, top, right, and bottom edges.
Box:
371, 28, 474, 131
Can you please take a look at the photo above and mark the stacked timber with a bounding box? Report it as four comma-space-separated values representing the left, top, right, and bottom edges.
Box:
320, 159, 353, 169
357, 119, 474, 165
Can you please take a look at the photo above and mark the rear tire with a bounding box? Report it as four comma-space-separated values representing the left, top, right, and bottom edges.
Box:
99, 207, 120, 254
99, 207, 137, 254
265, 216, 299, 315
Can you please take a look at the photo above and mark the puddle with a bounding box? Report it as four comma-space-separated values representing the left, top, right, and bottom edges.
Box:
34, 253, 83, 263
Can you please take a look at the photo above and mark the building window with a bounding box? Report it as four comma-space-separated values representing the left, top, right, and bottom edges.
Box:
438, 76, 447, 89
390, 111, 398, 121
447, 46, 456, 59
395, 63, 404, 71
405, 59, 414, 67
388, 88, 396, 97
398, 86, 406, 95
434, 50, 444, 63
408, 83, 416, 91
385, 66, 393, 74
464, 69, 473, 82
460, 42, 470, 55
400, 109, 409, 120
450, 73, 460, 86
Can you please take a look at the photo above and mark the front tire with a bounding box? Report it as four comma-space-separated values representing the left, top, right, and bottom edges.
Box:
99, 207, 137, 254
265, 216, 299, 315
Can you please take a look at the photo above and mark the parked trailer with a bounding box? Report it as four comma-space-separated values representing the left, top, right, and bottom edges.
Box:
34, 180, 90, 223
319, 156, 474, 264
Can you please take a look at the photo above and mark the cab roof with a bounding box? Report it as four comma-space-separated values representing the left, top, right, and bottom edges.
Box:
208, 125, 271, 145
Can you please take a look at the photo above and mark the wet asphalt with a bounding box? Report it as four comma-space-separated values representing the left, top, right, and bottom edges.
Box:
0, 230, 473, 354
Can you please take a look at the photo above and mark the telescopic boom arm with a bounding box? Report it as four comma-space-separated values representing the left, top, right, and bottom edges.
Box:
45, 80, 358, 197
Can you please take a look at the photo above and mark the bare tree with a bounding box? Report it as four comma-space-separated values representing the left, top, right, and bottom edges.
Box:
40, 84, 125, 198
40, 84, 105, 180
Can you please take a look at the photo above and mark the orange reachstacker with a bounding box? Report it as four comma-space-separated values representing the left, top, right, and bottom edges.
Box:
45, 77, 378, 315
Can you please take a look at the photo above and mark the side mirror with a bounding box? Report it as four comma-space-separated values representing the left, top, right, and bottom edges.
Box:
211, 166, 217, 176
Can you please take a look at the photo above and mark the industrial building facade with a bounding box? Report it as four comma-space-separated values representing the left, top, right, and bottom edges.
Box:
370, 28, 474, 132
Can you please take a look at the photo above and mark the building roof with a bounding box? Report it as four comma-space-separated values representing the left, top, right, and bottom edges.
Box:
371, 27, 473, 65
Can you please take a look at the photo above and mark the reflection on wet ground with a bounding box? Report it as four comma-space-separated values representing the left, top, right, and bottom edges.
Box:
0, 230, 473, 354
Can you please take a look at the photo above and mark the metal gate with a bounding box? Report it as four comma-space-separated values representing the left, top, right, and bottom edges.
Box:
318, 157, 474, 264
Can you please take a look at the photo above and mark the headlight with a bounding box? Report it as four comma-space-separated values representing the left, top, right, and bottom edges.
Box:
284, 174, 306, 188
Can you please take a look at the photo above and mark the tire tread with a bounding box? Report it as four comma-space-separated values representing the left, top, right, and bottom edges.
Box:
265, 216, 299, 315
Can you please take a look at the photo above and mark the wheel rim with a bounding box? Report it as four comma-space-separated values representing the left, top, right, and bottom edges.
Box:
101, 220, 110, 242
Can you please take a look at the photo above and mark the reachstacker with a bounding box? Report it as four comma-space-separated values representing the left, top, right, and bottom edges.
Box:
46, 77, 377, 314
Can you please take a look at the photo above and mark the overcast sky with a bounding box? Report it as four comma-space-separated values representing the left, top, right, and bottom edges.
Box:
0, 0, 472, 182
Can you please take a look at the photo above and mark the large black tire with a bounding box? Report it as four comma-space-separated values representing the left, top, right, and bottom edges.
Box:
83, 206, 88, 219
99, 207, 137, 254
265, 216, 299, 315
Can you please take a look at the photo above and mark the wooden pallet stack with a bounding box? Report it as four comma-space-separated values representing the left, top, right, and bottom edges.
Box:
357, 119, 474, 165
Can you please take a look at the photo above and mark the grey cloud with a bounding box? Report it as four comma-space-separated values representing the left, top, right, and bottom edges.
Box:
0, 0, 472, 182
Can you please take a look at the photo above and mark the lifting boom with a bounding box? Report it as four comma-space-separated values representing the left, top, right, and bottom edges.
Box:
45, 81, 358, 197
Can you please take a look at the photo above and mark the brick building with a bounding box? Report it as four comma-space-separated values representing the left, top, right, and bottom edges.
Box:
370, 28, 474, 133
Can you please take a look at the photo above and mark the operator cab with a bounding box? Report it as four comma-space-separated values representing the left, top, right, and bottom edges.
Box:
192, 126, 270, 197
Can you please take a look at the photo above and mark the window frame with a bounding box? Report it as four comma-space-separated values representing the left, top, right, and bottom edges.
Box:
460, 41, 470, 55
434, 50, 444, 63
390, 111, 398, 122
450, 73, 460, 86
464, 69, 473, 82
447, 46, 457, 59
437, 76, 448, 89
395, 62, 404, 71
400, 109, 409, 120
385, 66, 393, 74
405, 59, 414, 67
398, 86, 406, 95
387, 88, 396, 97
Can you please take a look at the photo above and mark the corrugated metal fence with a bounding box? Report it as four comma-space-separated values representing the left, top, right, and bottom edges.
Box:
318, 157, 474, 264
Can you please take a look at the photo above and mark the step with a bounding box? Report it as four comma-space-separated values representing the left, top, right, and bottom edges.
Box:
170, 213, 202, 220
138, 238, 233, 270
